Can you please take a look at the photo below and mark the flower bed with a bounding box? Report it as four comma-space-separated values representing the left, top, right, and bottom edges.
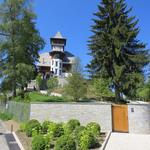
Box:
17, 119, 106, 150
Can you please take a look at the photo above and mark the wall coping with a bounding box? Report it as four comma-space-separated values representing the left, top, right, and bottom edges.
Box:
30, 102, 113, 105
9, 101, 150, 106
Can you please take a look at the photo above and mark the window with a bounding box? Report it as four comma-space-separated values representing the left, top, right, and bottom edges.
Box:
59, 70, 61, 75
55, 69, 58, 74
52, 60, 54, 65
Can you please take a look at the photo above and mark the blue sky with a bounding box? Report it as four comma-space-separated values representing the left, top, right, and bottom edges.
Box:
34, 0, 150, 74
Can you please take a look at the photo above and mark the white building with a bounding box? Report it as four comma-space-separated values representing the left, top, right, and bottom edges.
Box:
37, 32, 76, 80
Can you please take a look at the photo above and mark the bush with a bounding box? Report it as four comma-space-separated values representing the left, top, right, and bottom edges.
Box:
19, 123, 26, 132
54, 135, 76, 150
42, 121, 52, 134
25, 119, 41, 137
48, 122, 64, 138
0, 112, 13, 121
32, 135, 46, 150
79, 130, 96, 150
64, 119, 80, 134
73, 126, 85, 141
47, 77, 58, 93
86, 122, 101, 137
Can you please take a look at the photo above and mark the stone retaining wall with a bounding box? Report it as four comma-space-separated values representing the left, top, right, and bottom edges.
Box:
30, 103, 112, 132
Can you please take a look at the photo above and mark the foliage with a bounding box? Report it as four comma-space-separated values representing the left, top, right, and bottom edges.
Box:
0, 0, 45, 96
48, 122, 64, 138
47, 77, 58, 93
64, 73, 87, 101
32, 135, 47, 150
16, 63, 34, 97
87, 0, 150, 102
54, 135, 76, 150
136, 79, 150, 101
36, 74, 47, 90
88, 78, 114, 100
86, 122, 101, 137
0, 111, 13, 121
19, 123, 26, 132
73, 126, 85, 142
20, 119, 102, 149
122, 72, 144, 99
25, 119, 41, 137
78, 130, 96, 150
64, 119, 80, 134
42, 121, 52, 134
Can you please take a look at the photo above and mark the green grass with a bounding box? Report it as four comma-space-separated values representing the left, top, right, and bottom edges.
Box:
14, 92, 71, 103
0, 111, 13, 121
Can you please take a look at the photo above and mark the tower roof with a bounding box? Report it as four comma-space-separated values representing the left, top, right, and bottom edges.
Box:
53, 31, 65, 39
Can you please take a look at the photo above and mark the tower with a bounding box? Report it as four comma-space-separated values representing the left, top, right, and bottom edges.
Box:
50, 32, 66, 76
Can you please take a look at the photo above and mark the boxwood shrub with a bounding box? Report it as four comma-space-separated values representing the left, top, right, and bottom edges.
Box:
78, 130, 97, 149
32, 135, 46, 150
64, 119, 80, 134
86, 122, 101, 137
48, 122, 64, 138
54, 135, 76, 150
42, 121, 52, 134
25, 119, 41, 137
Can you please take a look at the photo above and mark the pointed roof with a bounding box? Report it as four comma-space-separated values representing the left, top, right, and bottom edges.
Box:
53, 31, 65, 39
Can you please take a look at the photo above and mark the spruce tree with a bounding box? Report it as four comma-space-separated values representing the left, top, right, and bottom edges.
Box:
88, 0, 149, 102
0, 0, 44, 96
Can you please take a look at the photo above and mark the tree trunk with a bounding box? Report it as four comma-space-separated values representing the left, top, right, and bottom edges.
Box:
21, 86, 25, 99
115, 83, 121, 103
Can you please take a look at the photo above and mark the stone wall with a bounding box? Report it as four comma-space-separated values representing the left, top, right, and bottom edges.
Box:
30, 103, 112, 132
6, 102, 150, 134
128, 104, 150, 134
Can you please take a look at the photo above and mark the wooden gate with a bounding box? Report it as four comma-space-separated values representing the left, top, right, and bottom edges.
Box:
112, 105, 129, 132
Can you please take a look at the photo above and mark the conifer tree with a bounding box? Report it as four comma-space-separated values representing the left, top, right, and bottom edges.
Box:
88, 0, 149, 102
0, 0, 44, 96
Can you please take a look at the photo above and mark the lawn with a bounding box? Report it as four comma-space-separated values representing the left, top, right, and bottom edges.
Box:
14, 92, 71, 103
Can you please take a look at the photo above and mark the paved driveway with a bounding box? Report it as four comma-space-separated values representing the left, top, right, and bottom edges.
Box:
0, 120, 20, 150
105, 133, 150, 150
0, 120, 9, 150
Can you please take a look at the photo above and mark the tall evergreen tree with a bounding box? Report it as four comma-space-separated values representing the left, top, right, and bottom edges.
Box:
0, 0, 45, 96
88, 0, 149, 102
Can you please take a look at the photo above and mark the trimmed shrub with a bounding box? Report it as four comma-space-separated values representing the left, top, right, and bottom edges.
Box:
48, 122, 64, 138
25, 119, 41, 137
54, 135, 76, 150
73, 126, 85, 141
64, 119, 80, 134
79, 130, 96, 150
86, 122, 101, 137
32, 135, 46, 150
42, 121, 52, 134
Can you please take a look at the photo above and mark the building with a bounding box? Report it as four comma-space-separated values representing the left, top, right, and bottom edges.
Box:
37, 32, 76, 80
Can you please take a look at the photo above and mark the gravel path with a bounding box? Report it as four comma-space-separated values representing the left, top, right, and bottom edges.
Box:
105, 132, 150, 150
